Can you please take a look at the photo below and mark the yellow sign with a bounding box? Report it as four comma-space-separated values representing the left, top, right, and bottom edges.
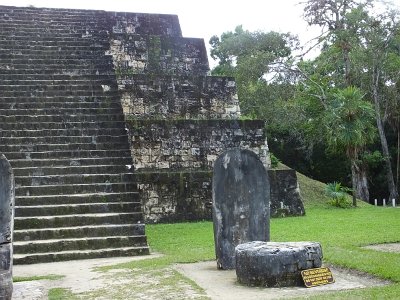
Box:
301, 267, 335, 288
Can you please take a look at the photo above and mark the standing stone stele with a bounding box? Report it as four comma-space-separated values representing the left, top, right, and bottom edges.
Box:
0, 155, 14, 300
212, 149, 270, 270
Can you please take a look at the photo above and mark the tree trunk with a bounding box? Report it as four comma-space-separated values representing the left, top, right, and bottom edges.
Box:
350, 159, 369, 203
372, 69, 399, 201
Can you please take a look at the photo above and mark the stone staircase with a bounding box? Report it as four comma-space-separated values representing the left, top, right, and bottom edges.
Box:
0, 6, 149, 264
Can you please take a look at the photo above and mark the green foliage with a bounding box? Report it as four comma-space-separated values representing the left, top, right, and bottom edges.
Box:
325, 181, 352, 208
209, 25, 299, 123
270, 153, 281, 169
324, 86, 376, 156
48, 288, 77, 300
13, 274, 64, 282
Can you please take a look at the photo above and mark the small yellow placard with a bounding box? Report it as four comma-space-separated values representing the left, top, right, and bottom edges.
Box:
301, 267, 335, 288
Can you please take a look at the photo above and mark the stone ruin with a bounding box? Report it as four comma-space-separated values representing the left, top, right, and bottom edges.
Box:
212, 149, 322, 287
0, 155, 14, 299
0, 5, 304, 264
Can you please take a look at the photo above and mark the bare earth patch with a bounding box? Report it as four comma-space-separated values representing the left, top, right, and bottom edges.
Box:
363, 243, 400, 253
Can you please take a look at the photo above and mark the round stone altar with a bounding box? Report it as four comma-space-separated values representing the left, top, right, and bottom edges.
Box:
235, 241, 323, 287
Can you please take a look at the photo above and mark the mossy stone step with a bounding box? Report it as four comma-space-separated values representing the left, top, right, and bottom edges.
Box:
15, 173, 135, 186
13, 246, 150, 265
15, 182, 137, 197
14, 224, 145, 241
6, 149, 130, 160
14, 235, 148, 254
15, 212, 143, 229
1, 141, 129, 152
15, 201, 141, 217
9, 157, 132, 169
15, 192, 139, 206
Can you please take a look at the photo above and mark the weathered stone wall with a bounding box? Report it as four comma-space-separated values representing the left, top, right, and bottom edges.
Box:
118, 75, 240, 120
134, 171, 212, 223
269, 169, 305, 217
126, 119, 269, 171
110, 36, 209, 76
137, 169, 304, 224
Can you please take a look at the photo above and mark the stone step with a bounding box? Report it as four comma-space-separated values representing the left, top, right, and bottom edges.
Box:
15, 173, 135, 186
0, 101, 122, 110
0, 53, 111, 61
5, 149, 131, 160
15, 182, 137, 196
0, 141, 128, 152
1, 58, 113, 67
2, 127, 125, 138
3, 39, 110, 47
14, 235, 147, 254
15, 201, 141, 217
13, 246, 150, 265
15, 192, 139, 206
0, 68, 115, 76
12, 164, 132, 176
14, 212, 142, 229
1, 63, 113, 71
0, 78, 115, 85
0, 32, 109, 40
0, 114, 124, 123
0, 89, 118, 97
0, 61, 115, 72
0, 42, 108, 50
1, 107, 122, 116
0, 95, 119, 104
0, 134, 128, 145
14, 223, 145, 241
8, 157, 132, 169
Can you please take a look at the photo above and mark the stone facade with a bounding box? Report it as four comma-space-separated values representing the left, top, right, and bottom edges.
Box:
127, 120, 268, 171
106, 10, 304, 223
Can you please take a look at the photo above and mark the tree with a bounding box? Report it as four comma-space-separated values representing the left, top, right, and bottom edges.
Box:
324, 86, 376, 203
350, 7, 400, 201
209, 26, 299, 122
303, 0, 400, 201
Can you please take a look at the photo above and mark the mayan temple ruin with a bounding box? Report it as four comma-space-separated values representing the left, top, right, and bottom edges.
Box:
0, 5, 303, 264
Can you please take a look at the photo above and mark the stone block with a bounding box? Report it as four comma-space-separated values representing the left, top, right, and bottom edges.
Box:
235, 241, 322, 287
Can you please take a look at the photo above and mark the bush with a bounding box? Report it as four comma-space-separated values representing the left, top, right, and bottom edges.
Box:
270, 153, 281, 169
325, 182, 352, 208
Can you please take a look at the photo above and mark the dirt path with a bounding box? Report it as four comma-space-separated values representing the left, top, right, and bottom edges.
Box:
13, 254, 163, 299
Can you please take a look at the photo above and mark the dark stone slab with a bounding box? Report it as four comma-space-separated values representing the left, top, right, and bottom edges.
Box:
235, 241, 323, 287
0, 154, 14, 300
212, 149, 270, 270
268, 169, 305, 217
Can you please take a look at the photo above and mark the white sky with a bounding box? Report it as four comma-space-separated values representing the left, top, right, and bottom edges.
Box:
1, 0, 399, 65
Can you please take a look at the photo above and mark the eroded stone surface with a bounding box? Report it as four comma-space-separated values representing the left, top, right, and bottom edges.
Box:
235, 241, 322, 287
0, 155, 14, 299
212, 149, 270, 270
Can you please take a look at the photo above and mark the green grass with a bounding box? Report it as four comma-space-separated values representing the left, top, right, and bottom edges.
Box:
48, 288, 77, 300
13, 274, 65, 282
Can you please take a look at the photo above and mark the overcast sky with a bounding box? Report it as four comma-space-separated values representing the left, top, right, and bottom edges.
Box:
1, 0, 399, 65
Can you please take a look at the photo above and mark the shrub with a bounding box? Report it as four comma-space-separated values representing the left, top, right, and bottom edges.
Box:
270, 153, 281, 169
325, 182, 352, 208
